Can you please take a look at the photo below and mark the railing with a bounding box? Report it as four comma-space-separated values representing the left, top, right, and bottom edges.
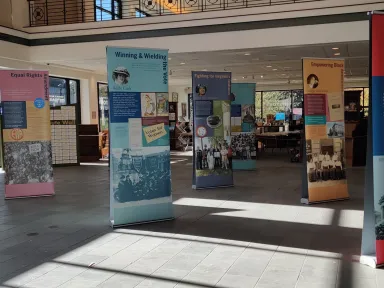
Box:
28, 0, 321, 27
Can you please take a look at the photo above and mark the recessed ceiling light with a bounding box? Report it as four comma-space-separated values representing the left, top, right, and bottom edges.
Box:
168, 57, 172, 60
261, 75, 264, 78
244, 53, 251, 56
281, 74, 286, 76
266, 65, 272, 68
233, 79, 237, 81
202, 69, 207, 71
334, 53, 340, 56
180, 62, 185, 65
332, 47, 339, 50
273, 69, 278, 71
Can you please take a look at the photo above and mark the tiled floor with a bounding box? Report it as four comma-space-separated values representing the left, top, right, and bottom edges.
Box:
0, 153, 383, 288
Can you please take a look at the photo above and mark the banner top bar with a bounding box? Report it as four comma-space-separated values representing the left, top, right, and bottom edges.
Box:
301, 57, 345, 61
368, 11, 384, 15
106, 46, 169, 52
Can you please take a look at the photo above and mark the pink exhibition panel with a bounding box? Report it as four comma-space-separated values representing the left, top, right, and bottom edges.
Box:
0, 70, 54, 199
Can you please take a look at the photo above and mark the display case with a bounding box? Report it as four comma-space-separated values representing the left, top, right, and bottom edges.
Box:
79, 124, 100, 162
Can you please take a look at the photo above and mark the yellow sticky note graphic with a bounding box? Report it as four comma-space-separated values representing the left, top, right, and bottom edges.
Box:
143, 123, 167, 143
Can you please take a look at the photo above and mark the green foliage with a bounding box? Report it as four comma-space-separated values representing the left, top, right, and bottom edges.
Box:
196, 168, 232, 177
99, 84, 108, 97
292, 90, 304, 108
379, 195, 384, 206
263, 90, 291, 117
254, 90, 304, 119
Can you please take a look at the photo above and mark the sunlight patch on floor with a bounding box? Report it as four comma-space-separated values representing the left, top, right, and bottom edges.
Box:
3, 229, 349, 288
174, 198, 336, 226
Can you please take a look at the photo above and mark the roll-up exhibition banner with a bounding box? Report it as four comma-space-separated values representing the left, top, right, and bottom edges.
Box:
106, 47, 173, 226
0, 70, 54, 199
361, 13, 384, 268
301, 58, 349, 204
192, 71, 234, 189
230, 83, 257, 170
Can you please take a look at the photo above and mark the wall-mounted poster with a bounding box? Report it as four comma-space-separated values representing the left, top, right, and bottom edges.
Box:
230, 83, 257, 170
172, 92, 178, 102
361, 12, 384, 269
50, 105, 78, 165
192, 71, 234, 189
107, 46, 173, 227
181, 103, 187, 118
188, 93, 193, 121
0, 70, 54, 199
301, 58, 349, 204
169, 102, 177, 121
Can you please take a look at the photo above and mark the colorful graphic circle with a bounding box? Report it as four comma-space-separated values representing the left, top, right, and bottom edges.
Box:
10, 129, 24, 141
196, 126, 207, 138
34, 98, 45, 109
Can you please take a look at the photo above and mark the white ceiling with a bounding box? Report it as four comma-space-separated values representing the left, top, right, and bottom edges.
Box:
40, 41, 369, 87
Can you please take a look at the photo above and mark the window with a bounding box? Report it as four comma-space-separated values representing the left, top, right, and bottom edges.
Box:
292, 90, 304, 120
95, 0, 121, 21
255, 91, 262, 120
345, 87, 370, 117
363, 88, 369, 117
98, 83, 109, 131
135, 9, 145, 18
69, 80, 78, 104
256, 88, 369, 121
49, 77, 67, 107
135, 9, 150, 18
49, 77, 81, 121
262, 90, 291, 122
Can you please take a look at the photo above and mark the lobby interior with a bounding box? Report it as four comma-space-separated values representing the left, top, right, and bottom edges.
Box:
1, 1, 383, 286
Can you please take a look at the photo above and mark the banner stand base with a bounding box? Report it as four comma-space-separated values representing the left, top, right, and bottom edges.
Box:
110, 217, 175, 228
193, 185, 234, 190
300, 197, 350, 205
360, 255, 379, 269
5, 194, 55, 200
300, 198, 309, 205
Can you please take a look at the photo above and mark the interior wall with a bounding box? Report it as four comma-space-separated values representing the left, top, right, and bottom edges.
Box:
0, 0, 30, 29
87, 75, 102, 125
0, 41, 29, 62
169, 85, 189, 121
0, 0, 13, 28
